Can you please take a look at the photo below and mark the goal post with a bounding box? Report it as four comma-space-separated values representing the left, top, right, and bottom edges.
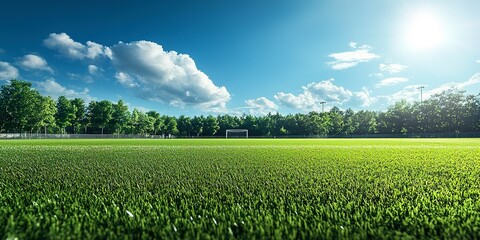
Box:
226, 129, 248, 138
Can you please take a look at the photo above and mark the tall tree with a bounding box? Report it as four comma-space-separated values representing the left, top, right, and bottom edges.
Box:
111, 100, 130, 134
203, 115, 220, 136
85, 101, 97, 134
138, 111, 155, 135
37, 96, 57, 134
329, 107, 344, 136
0, 80, 42, 133
90, 100, 113, 135
129, 108, 141, 134
353, 110, 378, 134
191, 116, 204, 137
343, 108, 356, 135
147, 111, 163, 135
56, 96, 76, 134
177, 115, 192, 136
70, 98, 85, 133
163, 116, 178, 136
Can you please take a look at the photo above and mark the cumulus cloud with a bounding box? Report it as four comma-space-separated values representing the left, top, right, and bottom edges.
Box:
375, 77, 409, 88
108, 40, 230, 112
476, 60, 480, 63
378, 63, 407, 74
88, 64, 102, 75
458, 72, 480, 88
274, 79, 353, 111
353, 87, 374, 107
376, 73, 480, 107
115, 72, 138, 88
0, 61, 19, 80
35, 79, 93, 102
274, 79, 376, 111
244, 97, 278, 115
18, 54, 53, 73
43, 33, 107, 59
328, 43, 380, 70
424, 73, 480, 97
274, 91, 316, 110
67, 73, 94, 83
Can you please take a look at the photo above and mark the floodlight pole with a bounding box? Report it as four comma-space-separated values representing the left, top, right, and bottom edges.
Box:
417, 86, 425, 103
320, 101, 326, 113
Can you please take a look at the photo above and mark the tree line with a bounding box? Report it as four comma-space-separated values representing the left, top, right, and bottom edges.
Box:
1, 80, 479, 137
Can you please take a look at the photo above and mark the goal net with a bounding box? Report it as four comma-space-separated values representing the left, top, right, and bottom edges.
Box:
226, 129, 248, 138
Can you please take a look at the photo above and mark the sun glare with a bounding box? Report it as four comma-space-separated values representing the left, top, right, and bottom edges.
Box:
402, 9, 446, 51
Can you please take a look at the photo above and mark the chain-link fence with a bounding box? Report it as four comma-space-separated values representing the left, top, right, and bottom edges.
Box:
0, 133, 174, 139
1, 132, 479, 139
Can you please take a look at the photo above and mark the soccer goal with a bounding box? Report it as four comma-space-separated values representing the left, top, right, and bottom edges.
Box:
226, 129, 249, 138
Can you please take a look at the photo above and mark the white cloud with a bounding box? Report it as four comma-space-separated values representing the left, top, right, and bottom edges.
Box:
274, 79, 353, 111
348, 41, 372, 50
328, 43, 380, 70
274, 91, 316, 110
0, 61, 19, 80
476, 60, 480, 64
304, 79, 353, 102
67, 73, 93, 83
35, 79, 93, 102
244, 97, 278, 115
88, 64, 103, 75
18, 54, 53, 73
108, 40, 230, 112
274, 79, 377, 111
43, 33, 107, 59
424, 73, 480, 98
375, 77, 409, 88
459, 72, 480, 88
378, 63, 407, 74
376, 73, 480, 107
115, 72, 138, 88
353, 87, 374, 107
86, 41, 105, 59
383, 85, 422, 105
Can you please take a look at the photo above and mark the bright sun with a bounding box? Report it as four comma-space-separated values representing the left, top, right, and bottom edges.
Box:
403, 9, 446, 51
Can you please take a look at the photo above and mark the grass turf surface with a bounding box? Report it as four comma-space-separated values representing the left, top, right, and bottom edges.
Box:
1, 139, 480, 239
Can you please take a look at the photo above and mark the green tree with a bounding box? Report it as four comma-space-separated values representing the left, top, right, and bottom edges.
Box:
241, 115, 259, 136
163, 116, 178, 136
329, 107, 344, 136
342, 108, 356, 135
0, 80, 42, 133
177, 115, 192, 136
147, 111, 163, 135
384, 100, 412, 134
90, 100, 113, 135
191, 116, 204, 137
56, 96, 76, 134
37, 96, 57, 134
70, 98, 85, 133
138, 111, 155, 135
129, 108, 141, 134
111, 100, 130, 134
203, 115, 220, 136
353, 110, 378, 134
216, 115, 241, 136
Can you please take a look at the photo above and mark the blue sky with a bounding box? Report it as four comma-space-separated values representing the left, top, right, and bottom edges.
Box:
1, 0, 480, 116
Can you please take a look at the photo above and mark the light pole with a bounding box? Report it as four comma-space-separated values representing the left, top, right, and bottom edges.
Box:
417, 86, 425, 103
320, 101, 326, 113
417, 86, 426, 134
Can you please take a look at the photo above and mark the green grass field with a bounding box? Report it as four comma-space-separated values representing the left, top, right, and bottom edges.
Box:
1, 139, 480, 239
